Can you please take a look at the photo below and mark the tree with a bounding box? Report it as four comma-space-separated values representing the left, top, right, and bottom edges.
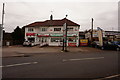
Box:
12, 26, 24, 45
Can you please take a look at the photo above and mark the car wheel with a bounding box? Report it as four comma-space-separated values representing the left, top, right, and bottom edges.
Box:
116, 48, 120, 51
101, 47, 104, 50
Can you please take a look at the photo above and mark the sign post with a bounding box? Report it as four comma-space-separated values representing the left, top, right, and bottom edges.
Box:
62, 23, 68, 52
62, 15, 68, 52
64, 23, 67, 52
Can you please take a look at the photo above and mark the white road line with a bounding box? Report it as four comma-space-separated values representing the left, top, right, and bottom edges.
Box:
0, 62, 38, 68
62, 57, 104, 62
94, 74, 120, 80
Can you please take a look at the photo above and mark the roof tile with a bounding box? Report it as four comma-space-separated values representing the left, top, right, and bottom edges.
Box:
24, 18, 80, 27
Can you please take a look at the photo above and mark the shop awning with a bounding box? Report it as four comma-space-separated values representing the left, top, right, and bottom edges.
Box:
37, 34, 49, 37
50, 34, 63, 37
26, 33, 36, 36
67, 34, 77, 37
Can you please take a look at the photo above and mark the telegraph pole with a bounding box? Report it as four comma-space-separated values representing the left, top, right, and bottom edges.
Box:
0, 3, 5, 47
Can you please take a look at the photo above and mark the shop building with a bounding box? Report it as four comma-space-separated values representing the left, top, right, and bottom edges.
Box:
105, 31, 120, 41
85, 29, 105, 41
24, 16, 80, 46
85, 28, 120, 42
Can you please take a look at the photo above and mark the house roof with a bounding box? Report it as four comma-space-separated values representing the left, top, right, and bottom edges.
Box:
105, 31, 120, 33
24, 18, 80, 27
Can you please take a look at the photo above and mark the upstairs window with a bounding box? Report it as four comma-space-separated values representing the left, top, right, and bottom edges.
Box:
54, 28, 61, 31
67, 27, 73, 31
40, 27, 47, 31
28, 28, 34, 32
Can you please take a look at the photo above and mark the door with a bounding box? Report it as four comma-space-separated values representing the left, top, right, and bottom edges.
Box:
39, 37, 48, 43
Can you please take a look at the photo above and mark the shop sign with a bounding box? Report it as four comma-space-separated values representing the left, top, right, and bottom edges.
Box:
93, 34, 98, 37
68, 43, 76, 46
67, 34, 77, 37
50, 34, 63, 37
80, 39, 88, 46
26, 33, 36, 36
37, 34, 49, 37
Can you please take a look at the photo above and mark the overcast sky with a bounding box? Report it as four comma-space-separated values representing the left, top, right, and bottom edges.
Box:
0, 0, 119, 32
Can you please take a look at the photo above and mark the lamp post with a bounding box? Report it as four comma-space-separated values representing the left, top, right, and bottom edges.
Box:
0, 3, 5, 47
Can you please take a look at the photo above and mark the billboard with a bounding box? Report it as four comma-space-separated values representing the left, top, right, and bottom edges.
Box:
80, 39, 88, 46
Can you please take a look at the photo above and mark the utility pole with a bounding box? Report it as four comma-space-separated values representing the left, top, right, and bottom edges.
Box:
0, 3, 5, 47
91, 18, 94, 44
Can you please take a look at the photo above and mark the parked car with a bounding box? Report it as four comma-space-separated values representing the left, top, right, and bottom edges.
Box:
23, 41, 35, 47
91, 41, 100, 48
113, 41, 120, 51
100, 41, 120, 51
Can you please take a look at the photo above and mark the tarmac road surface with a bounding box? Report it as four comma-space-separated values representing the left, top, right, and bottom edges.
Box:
2, 50, 120, 80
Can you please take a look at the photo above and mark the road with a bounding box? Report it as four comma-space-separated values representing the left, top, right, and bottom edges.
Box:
2, 50, 120, 79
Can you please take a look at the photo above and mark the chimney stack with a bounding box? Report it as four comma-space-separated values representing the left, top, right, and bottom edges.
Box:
50, 15, 53, 20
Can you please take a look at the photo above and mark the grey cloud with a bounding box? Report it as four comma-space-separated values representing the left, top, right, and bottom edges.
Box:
0, 2, 118, 32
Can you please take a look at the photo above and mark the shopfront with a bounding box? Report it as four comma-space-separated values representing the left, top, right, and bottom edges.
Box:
49, 34, 63, 46
67, 34, 77, 46
26, 33, 36, 42
26, 33, 79, 46
37, 34, 49, 43
49, 33, 78, 46
68, 37, 77, 46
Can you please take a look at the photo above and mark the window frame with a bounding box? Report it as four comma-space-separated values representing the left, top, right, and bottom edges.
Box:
40, 27, 48, 32
51, 38, 62, 42
54, 28, 61, 31
28, 28, 34, 32
67, 27, 73, 31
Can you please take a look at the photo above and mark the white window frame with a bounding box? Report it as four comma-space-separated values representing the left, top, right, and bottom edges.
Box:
28, 28, 34, 32
54, 28, 61, 31
67, 27, 73, 31
40, 27, 47, 32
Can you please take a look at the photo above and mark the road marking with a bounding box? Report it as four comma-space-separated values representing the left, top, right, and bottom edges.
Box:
0, 62, 38, 68
94, 74, 120, 80
62, 57, 104, 62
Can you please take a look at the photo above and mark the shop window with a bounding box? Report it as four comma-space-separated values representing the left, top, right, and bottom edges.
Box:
54, 28, 61, 31
40, 38, 47, 42
28, 38, 35, 42
28, 28, 34, 32
68, 38, 76, 42
51, 38, 62, 42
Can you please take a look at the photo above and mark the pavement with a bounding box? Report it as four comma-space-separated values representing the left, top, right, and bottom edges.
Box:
1, 45, 103, 58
